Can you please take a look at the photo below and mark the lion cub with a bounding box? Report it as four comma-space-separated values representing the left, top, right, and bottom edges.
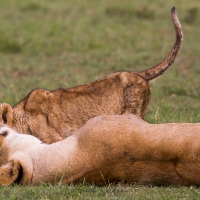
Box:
0, 8, 182, 143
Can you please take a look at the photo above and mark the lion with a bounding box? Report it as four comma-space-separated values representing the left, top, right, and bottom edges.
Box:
0, 7, 182, 143
0, 114, 200, 186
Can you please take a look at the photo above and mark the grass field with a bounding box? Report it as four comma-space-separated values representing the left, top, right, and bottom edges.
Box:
0, 0, 200, 199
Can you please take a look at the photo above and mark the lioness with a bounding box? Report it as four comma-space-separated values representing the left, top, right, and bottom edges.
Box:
0, 7, 182, 143
0, 114, 200, 186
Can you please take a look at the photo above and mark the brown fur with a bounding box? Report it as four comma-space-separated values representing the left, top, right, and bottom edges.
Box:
0, 8, 182, 143
0, 114, 200, 186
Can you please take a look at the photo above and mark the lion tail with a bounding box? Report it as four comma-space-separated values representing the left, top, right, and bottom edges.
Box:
137, 7, 183, 81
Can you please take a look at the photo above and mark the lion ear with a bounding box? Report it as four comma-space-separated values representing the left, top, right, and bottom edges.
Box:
0, 103, 13, 127
0, 161, 20, 186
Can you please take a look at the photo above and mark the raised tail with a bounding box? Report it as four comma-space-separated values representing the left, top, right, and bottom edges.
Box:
137, 7, 183, 81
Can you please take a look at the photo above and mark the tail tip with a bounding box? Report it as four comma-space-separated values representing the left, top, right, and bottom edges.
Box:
171, 6, 176, 14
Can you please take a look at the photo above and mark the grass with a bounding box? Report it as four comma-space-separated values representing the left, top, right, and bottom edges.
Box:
0, 0, 200, 199
1, 184, 200, 200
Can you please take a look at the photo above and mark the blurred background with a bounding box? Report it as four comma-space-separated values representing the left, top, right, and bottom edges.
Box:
0, 0, 199, 123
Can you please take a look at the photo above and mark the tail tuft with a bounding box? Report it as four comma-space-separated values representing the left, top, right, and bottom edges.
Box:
171, 7, 176, 14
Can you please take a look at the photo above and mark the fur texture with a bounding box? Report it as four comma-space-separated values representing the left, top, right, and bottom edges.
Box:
0, 114, 200, 186
0, 7, 182, 143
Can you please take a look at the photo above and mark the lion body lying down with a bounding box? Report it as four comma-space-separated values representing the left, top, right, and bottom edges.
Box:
0, 8, 182, 143
0, 114, 200, 186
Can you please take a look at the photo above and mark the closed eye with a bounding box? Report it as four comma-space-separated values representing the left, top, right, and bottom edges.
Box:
0, 131, 8, 137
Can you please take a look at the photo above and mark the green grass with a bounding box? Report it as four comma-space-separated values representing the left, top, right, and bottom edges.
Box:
0, 0, 200, 199
1, 184, 200, 200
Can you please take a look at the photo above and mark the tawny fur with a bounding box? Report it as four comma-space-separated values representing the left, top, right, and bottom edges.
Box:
0, 114, 200, 186
0, 8, 182, 144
